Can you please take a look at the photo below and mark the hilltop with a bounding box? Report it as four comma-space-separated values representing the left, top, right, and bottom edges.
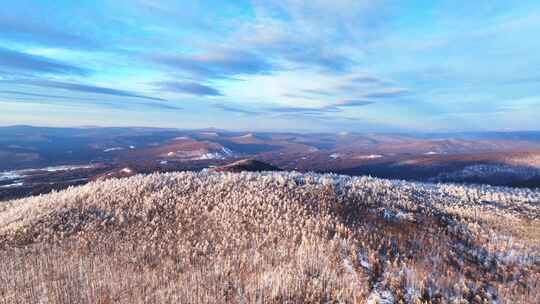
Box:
0, 171, 539, 303
210, 159, 281, 173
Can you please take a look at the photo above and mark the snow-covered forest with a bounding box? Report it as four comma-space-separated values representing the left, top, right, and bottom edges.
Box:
0, 171, 539, 303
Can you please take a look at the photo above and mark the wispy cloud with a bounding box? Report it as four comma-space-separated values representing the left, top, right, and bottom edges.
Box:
0, 1, 538, 131
215, 103, 344, 117
267, 105, 342, 115
363, 88, 410, 99
277, 46, 354, 73
213, 103, 261, 115
0, 90, 96, 101
0, 47, 88, 76
155, 81, 223, 96
225, 0, 388, 75
0, 94, 181, 111
301, 89, 335, 96
141, 102, 182, 110
335, 100, 374, 107
349, 75, 386, 84
3, 79, 165, 101
0, 14, 98, 49
150, 49, 273, 80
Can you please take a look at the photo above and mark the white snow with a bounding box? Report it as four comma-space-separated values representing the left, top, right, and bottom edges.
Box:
0, 165, 95, 182
103, 147, 124, 152
356, 154, 383, 160
367, 290, 394, 304
200, 132, 218, 137
359, 258, 371, 270
41, 165, 94, 172
240, 133, 255, 138
165, 148, 232, 160
0, 171, 23, 182
199, 152, 225, 160
120, 168, 133, 174
0, 182, 24, 188
221, 147, 234, 156
329, 153, 340, 159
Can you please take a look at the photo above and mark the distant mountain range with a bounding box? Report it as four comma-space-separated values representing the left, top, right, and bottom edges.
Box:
1, 126, 540, 200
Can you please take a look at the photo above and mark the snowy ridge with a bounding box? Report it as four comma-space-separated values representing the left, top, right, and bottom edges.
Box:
0, 171, 538, 303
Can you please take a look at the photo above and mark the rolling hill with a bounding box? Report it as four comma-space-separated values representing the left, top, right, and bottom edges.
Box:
0, 171, 538, 303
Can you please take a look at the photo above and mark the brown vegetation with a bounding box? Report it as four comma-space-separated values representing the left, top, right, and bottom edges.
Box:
0, 171, 539, 303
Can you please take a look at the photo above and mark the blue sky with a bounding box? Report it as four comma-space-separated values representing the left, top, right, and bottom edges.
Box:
0, 0, 539, 132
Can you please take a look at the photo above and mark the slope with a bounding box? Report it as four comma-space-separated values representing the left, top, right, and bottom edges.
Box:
0, 171, 539, 303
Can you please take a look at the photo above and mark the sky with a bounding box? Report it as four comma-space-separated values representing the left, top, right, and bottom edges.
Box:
0, 0, 539, 132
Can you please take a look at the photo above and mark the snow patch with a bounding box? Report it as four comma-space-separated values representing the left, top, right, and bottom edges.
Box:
240, 133, 255, 138
41, 165, 94, 172
221, 147, 234, 156
200, 132, 218, 137
120, 168, 133, 174
0, 182, 24, 188
367, 290, 394, 304
0, 165, 95, 182
356, 154, 383, 160
0, 171, 23, 182
103, 147, 124, 153
199, 152, 226, 160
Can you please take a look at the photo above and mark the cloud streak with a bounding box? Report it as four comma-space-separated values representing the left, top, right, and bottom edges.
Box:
363, 88, 409, 99
349, 75, 384, 84
213, 103, 261, 115
3, 79, 165, 101
0, 94, 181, 111
150, 49, 272, 80
267, 106, 342, 115
0, 47, 88, 76
156, 81, 223, 96
0, 14, 98, 49
0, 90, 96, 101
335, 100, 375, 107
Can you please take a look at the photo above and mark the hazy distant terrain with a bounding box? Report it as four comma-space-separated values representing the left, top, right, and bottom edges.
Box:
1, 126, 540, 201
0, 171, 538, 303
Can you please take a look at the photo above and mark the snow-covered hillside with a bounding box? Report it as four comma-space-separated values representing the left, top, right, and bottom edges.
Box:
0, 171, 538, 303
